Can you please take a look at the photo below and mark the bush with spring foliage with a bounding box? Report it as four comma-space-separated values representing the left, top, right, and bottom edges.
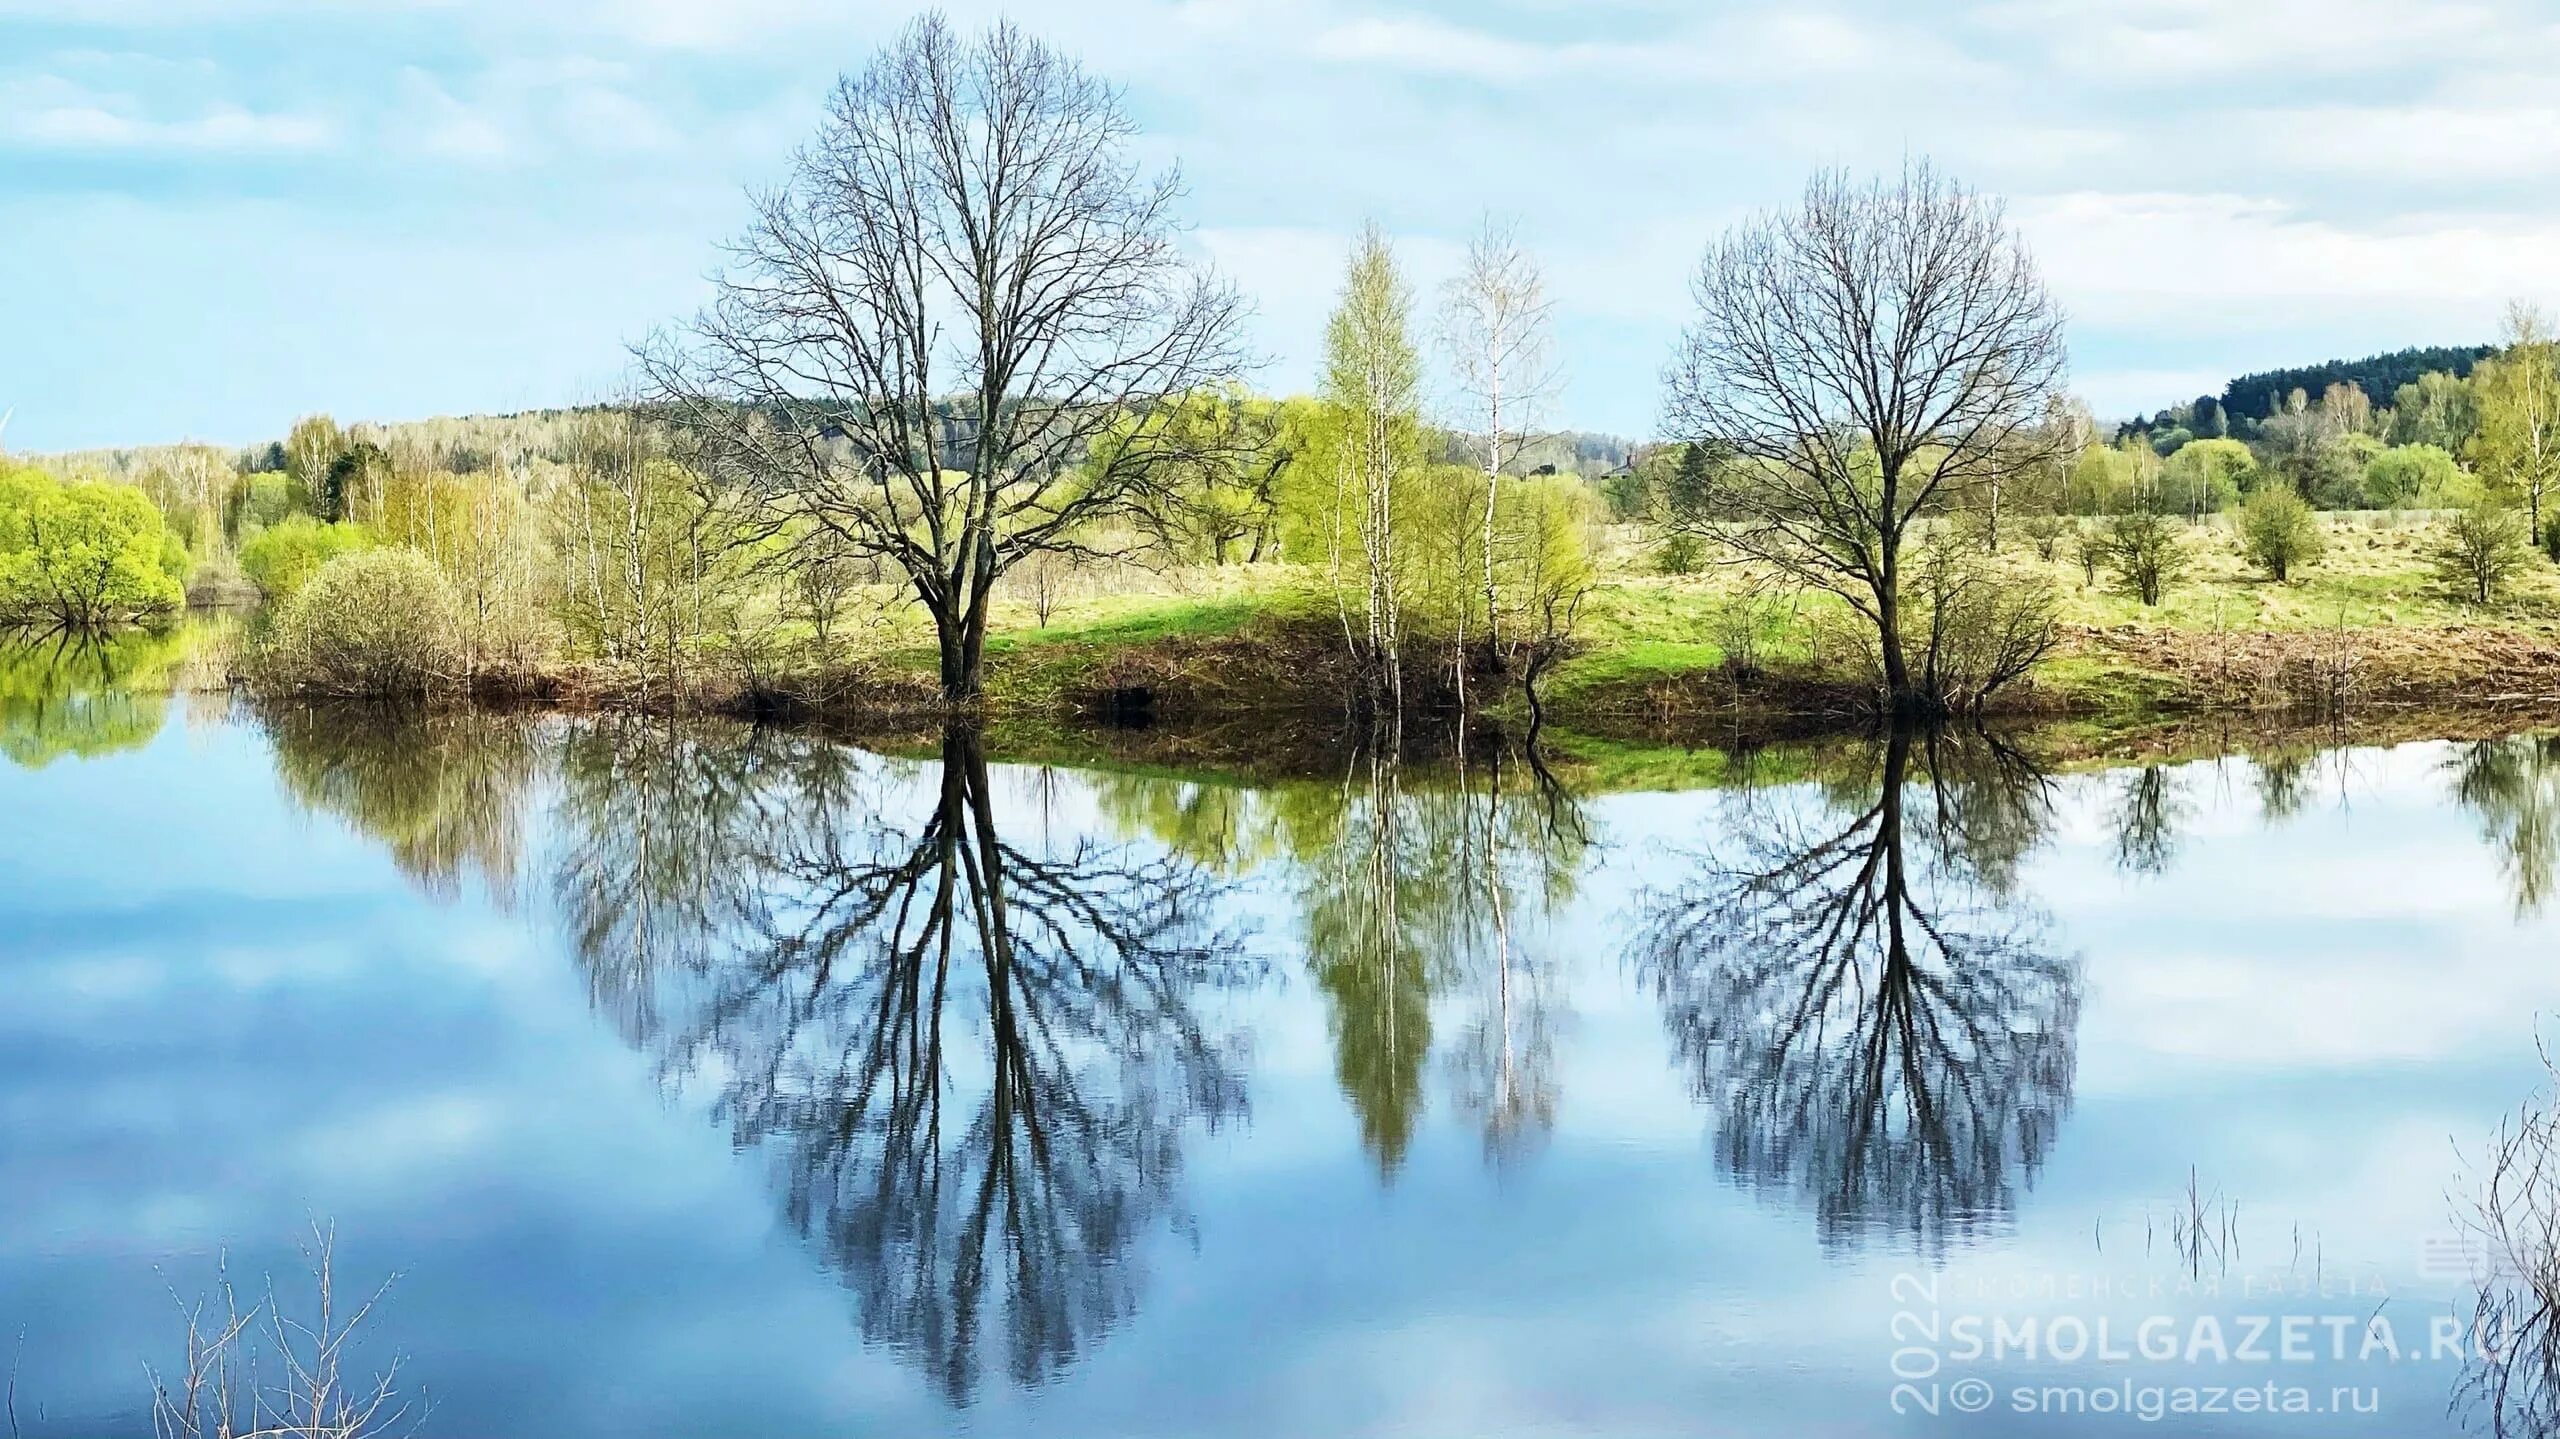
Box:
2237, 486, 2324, 582
0, 467, 188, 629
2103, 509, 2186, 606
239, 515, 373, 602
257, 547, 462, 698
2433, 498, 2535, 606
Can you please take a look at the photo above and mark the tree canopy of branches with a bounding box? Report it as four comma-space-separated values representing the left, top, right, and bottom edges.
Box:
645, 15, 1245, 703
1663, 162, 2068, 716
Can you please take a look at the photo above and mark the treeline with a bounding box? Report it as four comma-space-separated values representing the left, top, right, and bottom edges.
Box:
2097, 311, 2560, 532
2214, 345, 2498, 427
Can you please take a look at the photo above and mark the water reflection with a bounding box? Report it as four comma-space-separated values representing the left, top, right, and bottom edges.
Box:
1283, 740, 1590, 1175
1635, 727, 2081, 1251
551, 722, 1258, 1404
262, 703, 538, 905
2107, 763, 2190, 876
2451, 735, 2560, 917
1089, 736, 1593, 1172
0, 626, 188, 768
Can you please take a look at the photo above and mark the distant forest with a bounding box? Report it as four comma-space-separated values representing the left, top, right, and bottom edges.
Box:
2219, 345, 2497, 425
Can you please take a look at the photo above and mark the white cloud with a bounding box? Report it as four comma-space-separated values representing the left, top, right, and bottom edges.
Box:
1980, 0, 2535, 83
399, 68, 511, 161
2246, 101, 2560, 183
0, 76, 332, 152
2021, 190, 2560, 331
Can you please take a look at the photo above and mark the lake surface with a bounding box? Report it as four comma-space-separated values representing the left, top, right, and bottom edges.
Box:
8, 628, 2560, 1436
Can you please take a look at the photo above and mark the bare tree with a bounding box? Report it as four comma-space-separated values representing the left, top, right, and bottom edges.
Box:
1438, 217, 1558, 676
643, 16, 1245, 704
1663, 162, 2068, 716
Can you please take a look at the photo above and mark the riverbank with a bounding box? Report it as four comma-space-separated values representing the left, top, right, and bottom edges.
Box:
152, 510, 2560, 744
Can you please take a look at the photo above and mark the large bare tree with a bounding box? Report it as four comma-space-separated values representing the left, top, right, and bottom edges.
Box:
1663, 162, 2067, 716
645, 16, 1245, 703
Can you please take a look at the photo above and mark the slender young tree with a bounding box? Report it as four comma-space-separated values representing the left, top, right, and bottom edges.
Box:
2476, 302, 2560, 536
1322, 223, 1426, 715
1438, 217, 1557, 677
643, 16, 1244, 704
1663, 162, 2068, 716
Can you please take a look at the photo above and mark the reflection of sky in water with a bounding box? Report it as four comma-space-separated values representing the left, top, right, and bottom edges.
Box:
2, 701, 2557, 1437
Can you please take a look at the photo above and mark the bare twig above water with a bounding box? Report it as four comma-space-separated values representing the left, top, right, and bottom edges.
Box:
147, 1226, 418, 1439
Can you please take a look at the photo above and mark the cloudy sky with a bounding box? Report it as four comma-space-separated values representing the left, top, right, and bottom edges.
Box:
5, 0, 2558, 451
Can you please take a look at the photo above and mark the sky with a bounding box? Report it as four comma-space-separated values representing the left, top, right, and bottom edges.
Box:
5, 0, 2560, 452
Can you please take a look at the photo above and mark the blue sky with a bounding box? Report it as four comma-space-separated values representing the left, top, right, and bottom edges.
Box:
5, 0, 2558, 451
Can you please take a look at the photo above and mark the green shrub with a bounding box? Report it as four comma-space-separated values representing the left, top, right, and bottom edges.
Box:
2432, 499, 2534, 605
240, 516, 372, 602
2364, 444, 2465, 509
2236, 486, 2325, 582
2103, 509, 2187, 606
258, 547, 462, 697
2022, 513, 2067, 561
0, 467, 188, 628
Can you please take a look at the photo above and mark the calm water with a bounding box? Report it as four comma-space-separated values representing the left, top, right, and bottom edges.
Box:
7, 628, 2560, 1436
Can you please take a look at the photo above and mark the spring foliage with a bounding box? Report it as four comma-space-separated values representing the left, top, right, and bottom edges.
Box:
0, 466, 188, 628
259, 548, 464, 697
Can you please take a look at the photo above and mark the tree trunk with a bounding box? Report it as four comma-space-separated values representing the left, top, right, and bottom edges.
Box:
1876, 565, 1914, 711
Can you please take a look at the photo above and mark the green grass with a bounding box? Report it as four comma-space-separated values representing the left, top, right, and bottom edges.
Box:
851, 512, 2560, 724
984, 589, 1280, 654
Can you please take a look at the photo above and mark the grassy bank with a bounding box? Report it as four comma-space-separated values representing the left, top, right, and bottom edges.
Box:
801, 513, 2560, 735
218, 510, 2560, 744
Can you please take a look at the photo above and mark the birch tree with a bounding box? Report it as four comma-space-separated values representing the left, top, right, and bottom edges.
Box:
2476, 302, 2560, 536
1438, 217, 1557, 675
1321, 223, 1425, 714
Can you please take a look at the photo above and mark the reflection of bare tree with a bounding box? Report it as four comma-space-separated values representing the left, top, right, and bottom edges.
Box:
551, 718, 857, 1043
1635, 728, 2078, 1250
2450, 736, 2560, 917
553, 723, 1255, 1405
2459, 1045, 2560, 1438
262, 704, 537, 904
2107, 764, 2189, 877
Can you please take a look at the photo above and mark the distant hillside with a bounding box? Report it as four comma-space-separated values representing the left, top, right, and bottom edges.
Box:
2220, 344, 2496, 424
